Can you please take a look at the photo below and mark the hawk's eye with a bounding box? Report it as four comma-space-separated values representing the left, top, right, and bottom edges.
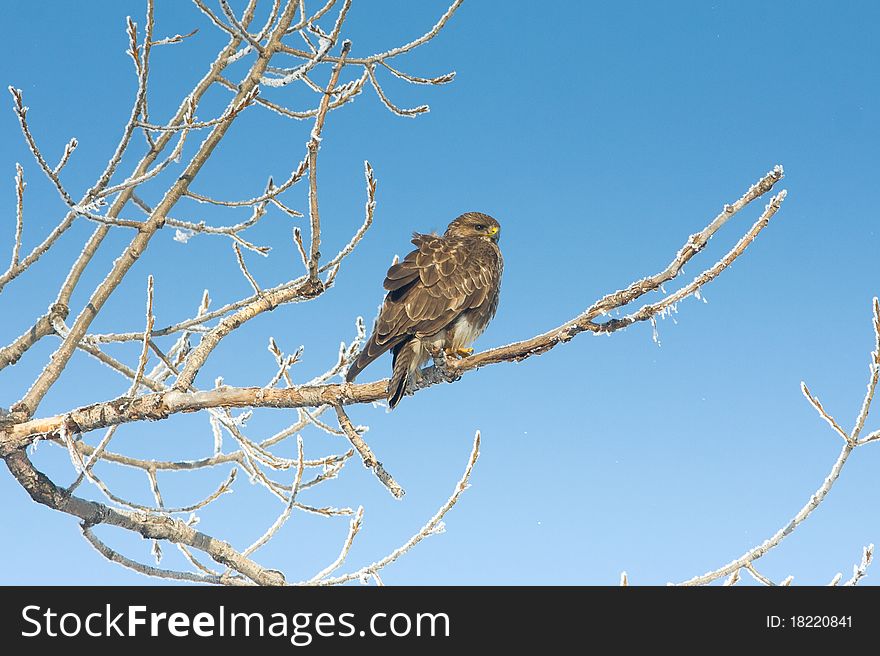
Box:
474, 224, 486, 231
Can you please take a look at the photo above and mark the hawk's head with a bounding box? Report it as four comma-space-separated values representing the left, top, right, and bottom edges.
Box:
445, 212, 501, 243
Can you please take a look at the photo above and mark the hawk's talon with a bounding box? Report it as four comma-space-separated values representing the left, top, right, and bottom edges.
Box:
444, 347, 474, 359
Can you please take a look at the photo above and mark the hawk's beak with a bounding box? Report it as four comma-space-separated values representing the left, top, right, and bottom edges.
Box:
488, 226, 500, 241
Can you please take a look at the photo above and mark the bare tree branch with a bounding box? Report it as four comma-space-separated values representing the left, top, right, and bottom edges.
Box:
4, 448, 285, 585
0, 0, 482, 588
676, 298, 880, 585
335, 405, 404, 498
317, 431, 480, 585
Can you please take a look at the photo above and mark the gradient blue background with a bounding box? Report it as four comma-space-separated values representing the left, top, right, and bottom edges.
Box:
1, 1, 878, 585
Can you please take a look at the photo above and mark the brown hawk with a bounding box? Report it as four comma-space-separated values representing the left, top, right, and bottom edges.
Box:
345, 212, 503, 408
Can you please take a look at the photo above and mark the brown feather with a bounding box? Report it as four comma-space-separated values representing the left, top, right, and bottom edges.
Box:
346, 213, 503, 410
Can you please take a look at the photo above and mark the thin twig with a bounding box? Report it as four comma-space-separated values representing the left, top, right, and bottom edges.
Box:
317, 431, 480, 585
744, 562, 775, 586
307, 38, 352, 281
233, 243, 262, 294
129, 275, 155, 395
242, 436, 306, 558
304, 505, 364, 583
854, 297, 880, 443
82, 525, 236, 584
367, 64, 429, 117
801, 382, 852, 444
844, 544, 874, 586
10, 164, 24, 269
334, 405, 404, 498
52, 138, 78, 175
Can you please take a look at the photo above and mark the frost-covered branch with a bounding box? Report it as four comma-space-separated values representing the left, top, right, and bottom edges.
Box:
335, 405, 404, 499
676, 297, 880, 586
315, 431, 480, 585
9, 163, 24, 270
1, 0, 472, 587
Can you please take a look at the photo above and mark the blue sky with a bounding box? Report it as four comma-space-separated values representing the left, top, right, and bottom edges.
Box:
1, 1, 878, 585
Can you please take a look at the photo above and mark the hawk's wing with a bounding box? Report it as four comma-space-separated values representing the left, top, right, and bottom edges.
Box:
345, 233, 500, 381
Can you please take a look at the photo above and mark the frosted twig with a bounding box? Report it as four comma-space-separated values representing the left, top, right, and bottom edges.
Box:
147, 468, 164, 510
129, 275, 155, 396
97, 4, 155, 193
743, 562, 775, 586
298, 26, 318, 55
74, 452, 237, 514
801, 382, 851, 444
317, 160, 376, 273
677, 298, 880, 585
854, 297, 880, 443
66, 430, 344, 475
270, 194, 303, 218
318, 432, 480, 585
260, 28, 330, 87
186, 155, 309, 207
172, 275, 325, 391
303, 407, 345, 435
278, 0, 463, 66
367, 65, 429, 117
66, 426, 119, 494
132, 192, 271, 254
82, 526, 236, 584
356, 0, 463, 63
861, 429, 880, 445
304, 505, 364, 583
8, 87, 77, 207
307, 38, 352, 281
96, 121, 193, 199
299, 451, 353, 490
10, 164, 24, 269
150, 27, 199, 47
0, 2, 240, 295
303, 319, 365, 385
242, 436, 305, 557
219, 0, 265, 52
335, 405, 404, 498
0, 209, 78, 292
46, 5, 249, 307
78, 340, 163, 392
844, 544, 873, 586
254, 0, 281, 41
193, 0, 262, 51
70, 209, 143, 229
380, 60, 455, 85
11, 0, 300, 418
52, 138, 78, 175
677, 444, 855, 586
83, 273, 317, 343
177, 543, 220, 577
288, 0, 339, 34
266, 337, 302, 388
609, 191, 787, 331
293, 227, 310, 270
233, 243, 262, 294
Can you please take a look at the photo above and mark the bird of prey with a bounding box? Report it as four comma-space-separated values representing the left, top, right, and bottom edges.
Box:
345, 212, 503, 408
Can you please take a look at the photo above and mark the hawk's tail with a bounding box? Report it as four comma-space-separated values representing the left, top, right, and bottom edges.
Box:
388, 343, 415, 410
345, 333, 387, 383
